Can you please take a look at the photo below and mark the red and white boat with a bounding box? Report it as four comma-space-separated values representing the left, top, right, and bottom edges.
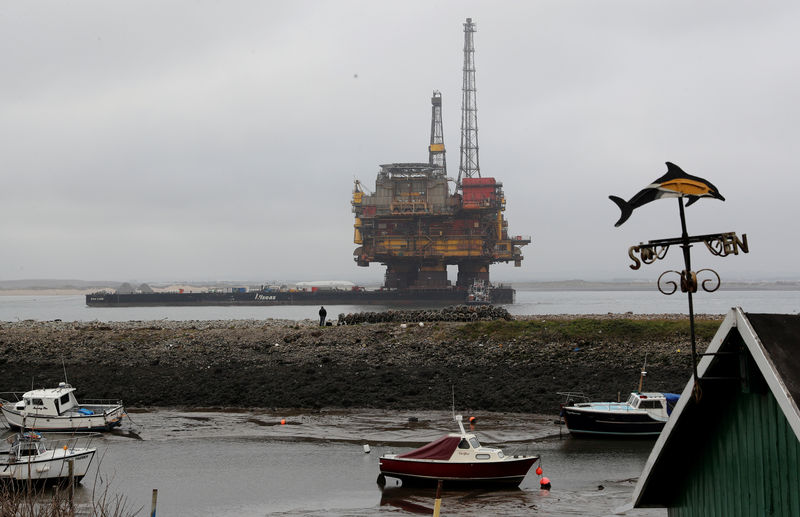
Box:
378, 415, 539, 487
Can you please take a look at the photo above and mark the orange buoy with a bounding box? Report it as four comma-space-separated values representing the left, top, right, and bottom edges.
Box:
469, 416, 477, 424
280, 419, 286, 425
540, 477, 551, 489
536, 466, 543, 476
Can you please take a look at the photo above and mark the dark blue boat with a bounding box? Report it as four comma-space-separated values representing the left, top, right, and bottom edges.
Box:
561, 392, 680, 437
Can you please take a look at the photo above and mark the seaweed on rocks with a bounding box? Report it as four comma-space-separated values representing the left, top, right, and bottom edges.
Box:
0, 314, 721, 414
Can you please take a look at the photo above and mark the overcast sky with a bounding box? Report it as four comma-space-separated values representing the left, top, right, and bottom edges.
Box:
2, 1, 798, 285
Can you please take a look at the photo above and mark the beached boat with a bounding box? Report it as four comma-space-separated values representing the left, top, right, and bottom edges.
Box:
0, 382, 125, 432
378, 415, 539, 487
560, 391, 680, 437
559, 360, 679, 437
0, 432, 96, 485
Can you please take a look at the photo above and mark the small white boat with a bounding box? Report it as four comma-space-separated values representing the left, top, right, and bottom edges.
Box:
1, 382, 125, 432
0, 432, 96, 485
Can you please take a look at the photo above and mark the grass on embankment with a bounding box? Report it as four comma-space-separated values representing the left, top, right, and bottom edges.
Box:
453, 317, 723, 343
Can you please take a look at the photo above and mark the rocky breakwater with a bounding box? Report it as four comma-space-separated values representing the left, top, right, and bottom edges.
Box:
0, 312, 723, 414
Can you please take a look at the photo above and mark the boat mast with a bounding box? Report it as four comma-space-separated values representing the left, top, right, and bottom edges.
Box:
452, 385, 467, 437
451, 384, 455, 422
638, 353, 648, 392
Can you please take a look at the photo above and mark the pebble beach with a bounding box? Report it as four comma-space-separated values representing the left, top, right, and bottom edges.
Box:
0, 313, 722, 414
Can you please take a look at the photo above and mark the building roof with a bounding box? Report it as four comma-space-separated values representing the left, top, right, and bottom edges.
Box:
633, 307, 800, 508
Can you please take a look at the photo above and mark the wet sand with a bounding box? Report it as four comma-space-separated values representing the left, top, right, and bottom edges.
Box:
0, 408, 664, 516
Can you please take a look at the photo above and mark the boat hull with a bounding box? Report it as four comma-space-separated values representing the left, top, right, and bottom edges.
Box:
562, 407, 666, 436
1, 405, 125, 432
85, 287, 515, 307
379, 456, 537, 487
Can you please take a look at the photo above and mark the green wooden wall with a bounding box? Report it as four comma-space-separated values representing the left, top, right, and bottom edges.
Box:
670, 390, 800, 517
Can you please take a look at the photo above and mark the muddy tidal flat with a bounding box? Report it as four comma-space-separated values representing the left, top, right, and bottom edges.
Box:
0, 315, 721, 413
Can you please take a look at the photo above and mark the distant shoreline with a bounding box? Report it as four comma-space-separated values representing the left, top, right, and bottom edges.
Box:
0, 289, 102, 296
516, 282, 800, 292
2, 281, 799, 297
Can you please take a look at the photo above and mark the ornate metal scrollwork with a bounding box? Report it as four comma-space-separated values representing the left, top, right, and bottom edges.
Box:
695, 268, 721, 293
680, 270, 698, 293
657, 268, 720, 295
657, 270, 681, 295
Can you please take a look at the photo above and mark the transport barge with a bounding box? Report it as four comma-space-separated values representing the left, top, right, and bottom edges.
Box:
85, 285, 515, 307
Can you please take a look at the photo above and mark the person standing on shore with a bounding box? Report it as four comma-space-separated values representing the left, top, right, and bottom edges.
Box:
319, 306, 327, 326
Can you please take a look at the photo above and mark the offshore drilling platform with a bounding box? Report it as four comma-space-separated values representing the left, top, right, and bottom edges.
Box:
352, 18, 531, 297
86, 18, 530, 308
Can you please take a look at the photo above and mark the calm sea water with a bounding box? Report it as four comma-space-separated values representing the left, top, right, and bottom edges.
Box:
0, 289, 797, 322
1, 409, 665, 517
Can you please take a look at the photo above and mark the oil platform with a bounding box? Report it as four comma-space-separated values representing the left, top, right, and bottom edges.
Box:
86, 18, 530, 309
352, 18, 531, 298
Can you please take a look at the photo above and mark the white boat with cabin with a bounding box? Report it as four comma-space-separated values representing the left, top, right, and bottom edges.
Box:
378, 415, 539, 487
0, 432, 96, 485
0, 382, 125, 432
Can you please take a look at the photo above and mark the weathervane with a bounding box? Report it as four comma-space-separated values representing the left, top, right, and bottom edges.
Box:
610, 162, 749, 400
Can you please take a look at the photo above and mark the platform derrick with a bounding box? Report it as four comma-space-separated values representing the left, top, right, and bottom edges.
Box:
352, 17, 530, 291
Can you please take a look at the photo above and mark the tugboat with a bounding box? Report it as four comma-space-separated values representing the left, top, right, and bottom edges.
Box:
465, 280, 492, 306
378, 415, 539, 487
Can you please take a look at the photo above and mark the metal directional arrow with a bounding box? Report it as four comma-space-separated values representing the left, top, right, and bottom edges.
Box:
610, 162, 749, 401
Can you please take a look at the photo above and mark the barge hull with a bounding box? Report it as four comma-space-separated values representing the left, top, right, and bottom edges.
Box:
86, 287, 515, 307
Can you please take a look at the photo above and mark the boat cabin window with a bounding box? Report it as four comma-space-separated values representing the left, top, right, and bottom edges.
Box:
60, 394, 70, 405
469, 437, 481, 449
17, 444, 43, 456
26, 398, 44, 406
458, 439, 471, 449
639, 400, 664, 409
475, 453, 491, 460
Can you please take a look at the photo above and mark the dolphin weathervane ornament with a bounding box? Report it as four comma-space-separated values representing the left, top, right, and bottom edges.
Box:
610, 162, 748, 401
609, 162, 725, 227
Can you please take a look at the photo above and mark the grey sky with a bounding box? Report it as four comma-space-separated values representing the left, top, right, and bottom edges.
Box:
2, 1, 798, 284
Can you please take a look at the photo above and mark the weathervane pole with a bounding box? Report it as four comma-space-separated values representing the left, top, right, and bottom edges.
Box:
678, 198, 701, 400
